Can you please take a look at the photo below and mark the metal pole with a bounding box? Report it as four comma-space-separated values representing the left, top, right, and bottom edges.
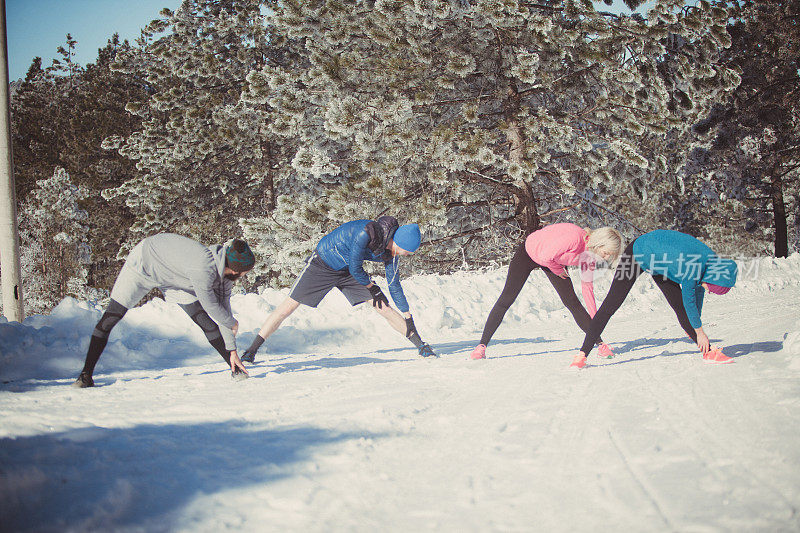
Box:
0, 0, 25, 321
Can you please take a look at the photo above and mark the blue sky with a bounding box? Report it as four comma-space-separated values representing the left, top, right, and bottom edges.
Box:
5, 0, 655, 82
6, 0, 181, 80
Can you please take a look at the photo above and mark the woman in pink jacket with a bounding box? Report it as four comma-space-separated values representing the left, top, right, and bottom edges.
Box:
471, 223, 623, 359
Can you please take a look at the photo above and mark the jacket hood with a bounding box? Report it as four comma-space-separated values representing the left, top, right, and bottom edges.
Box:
210, 241, 230, 280
701, 255, 738, 288
365, 216, 399, 257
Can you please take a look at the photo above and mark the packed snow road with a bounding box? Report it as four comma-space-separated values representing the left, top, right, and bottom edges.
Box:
2, 258, 800, 531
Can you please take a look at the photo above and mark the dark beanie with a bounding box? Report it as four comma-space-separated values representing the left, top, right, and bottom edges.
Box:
226, 239, 255, 272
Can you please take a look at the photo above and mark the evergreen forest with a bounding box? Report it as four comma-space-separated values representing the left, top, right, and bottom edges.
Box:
9, 0, 799, 313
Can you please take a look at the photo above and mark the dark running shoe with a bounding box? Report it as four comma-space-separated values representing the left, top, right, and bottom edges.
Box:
418, 343, 437, 358
240, 350, 255, 364
72, 372, 94, 388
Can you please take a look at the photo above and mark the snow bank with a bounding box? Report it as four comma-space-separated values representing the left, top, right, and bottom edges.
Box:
1, 254, 798, 382
783, 318, 800, 371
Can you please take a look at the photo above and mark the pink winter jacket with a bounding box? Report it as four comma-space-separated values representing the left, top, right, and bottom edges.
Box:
525, 223, 598, 317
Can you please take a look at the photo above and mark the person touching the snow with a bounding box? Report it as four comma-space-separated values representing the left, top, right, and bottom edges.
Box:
73, 234, 255, 388
240, 216, 435, 362
570, 229, 738, 369
470, 223, 623, 360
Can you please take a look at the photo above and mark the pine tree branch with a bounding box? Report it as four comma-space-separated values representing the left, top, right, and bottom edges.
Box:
773, 163, 800, 177
776, 145, 800, 157
535, 168, 644, 233
540, 203, 580, 218
460, 169, 522, 195
266, 212, 315, 241
579, 195, 644, 233
519, 2, 564, 11
518, 66, 595, 97
741, 75, 800, 105
446, 199, 511, 209
412, 93, 492, 110
421, 216, 518, 246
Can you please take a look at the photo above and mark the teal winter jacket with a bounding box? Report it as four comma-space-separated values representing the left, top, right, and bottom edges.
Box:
632, 230, 737, 329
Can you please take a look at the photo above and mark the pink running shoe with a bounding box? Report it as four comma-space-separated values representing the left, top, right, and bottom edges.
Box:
569, 353, 587, 369
597, 343, 615, 359
703, 346, 733, 364
470, 344, 486, 360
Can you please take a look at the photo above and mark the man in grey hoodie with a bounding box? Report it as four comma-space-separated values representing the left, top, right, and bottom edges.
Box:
72, 233, 255, 388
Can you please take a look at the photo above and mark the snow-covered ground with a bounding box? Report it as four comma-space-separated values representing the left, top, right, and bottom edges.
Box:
2, 255, 800, 532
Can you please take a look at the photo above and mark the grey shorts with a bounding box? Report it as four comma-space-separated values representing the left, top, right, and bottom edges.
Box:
289, 254, 372, 308
109, 242, 197, 308
109, 265, 157, 308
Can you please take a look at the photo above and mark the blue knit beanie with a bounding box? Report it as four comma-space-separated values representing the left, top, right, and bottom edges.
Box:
226, 239, 255, 272
393, 224, 421, 252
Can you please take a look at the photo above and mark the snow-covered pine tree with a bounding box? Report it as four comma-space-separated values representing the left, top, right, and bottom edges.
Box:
242, 0, 738, 278
105, 0, 289, 257
11, 35, 147, 291
686, 0, 800, 257
18, 168, 95, 314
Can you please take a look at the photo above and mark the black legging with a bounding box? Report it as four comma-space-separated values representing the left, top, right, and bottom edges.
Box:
80, 299, 231, 376
179, 301, 232, 365
579, 240, 698, 355
479, 242, 598, 346
81, 299, 129, 375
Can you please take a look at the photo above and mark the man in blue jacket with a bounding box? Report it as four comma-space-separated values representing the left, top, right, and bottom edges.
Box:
241, 216, 435, 361
571, 230, 738, 368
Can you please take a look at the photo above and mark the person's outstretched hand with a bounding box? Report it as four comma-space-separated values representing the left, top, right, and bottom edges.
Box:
695, 328, 710, 354
230, 351, 249, 375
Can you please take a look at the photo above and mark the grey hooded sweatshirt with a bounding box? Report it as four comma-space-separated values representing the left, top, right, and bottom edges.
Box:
113, 233, 238, 350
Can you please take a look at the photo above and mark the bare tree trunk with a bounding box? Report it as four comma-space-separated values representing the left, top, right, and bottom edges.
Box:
771, 173, 788, 257
59, 245, 67, 298
263, 142, 276, 212
505, 86, 539, 234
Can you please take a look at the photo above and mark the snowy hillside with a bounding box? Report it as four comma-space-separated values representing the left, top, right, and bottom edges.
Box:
2, 255, 800, 531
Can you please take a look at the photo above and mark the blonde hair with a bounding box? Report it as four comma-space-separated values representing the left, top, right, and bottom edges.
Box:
586, 227, 623, 264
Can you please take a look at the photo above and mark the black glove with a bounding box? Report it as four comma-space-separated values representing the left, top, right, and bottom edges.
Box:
369, 284, 389, 309
240, 349, 256, 364
405, 317, 419, 339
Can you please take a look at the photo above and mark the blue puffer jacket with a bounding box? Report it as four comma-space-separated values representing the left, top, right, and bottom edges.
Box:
316, 217, 411, 312
632, 230, 738, 329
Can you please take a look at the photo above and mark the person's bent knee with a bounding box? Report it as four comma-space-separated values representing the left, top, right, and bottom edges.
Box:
494, 298, 514, 312
192, 311, 222, 339
180, 302, 223, 340
91, 300, 128, 339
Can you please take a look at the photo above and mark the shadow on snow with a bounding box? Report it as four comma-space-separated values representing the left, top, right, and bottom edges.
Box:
370, 336, 558, 358
592, 337, 784, 367
266, 355, 409, 374
724, 340, 783, 357
0, 420, 382, 532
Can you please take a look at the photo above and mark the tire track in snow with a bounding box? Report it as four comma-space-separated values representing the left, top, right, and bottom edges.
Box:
606, 427, 675, 530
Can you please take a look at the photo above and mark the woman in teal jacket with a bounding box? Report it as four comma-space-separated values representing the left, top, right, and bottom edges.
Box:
571, 230, 738, 368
